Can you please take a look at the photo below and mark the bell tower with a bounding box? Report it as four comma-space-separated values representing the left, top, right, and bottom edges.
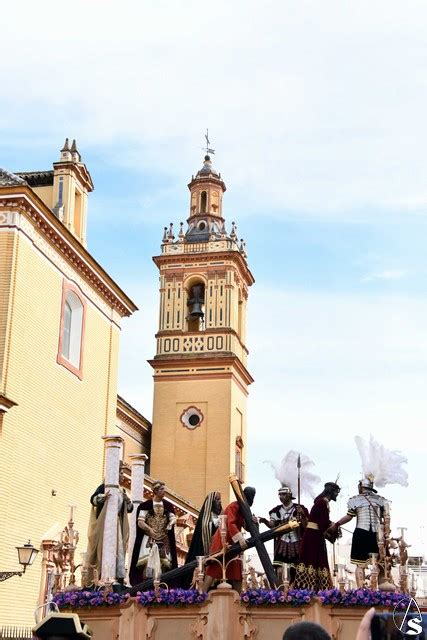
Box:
149, 154, 254, 507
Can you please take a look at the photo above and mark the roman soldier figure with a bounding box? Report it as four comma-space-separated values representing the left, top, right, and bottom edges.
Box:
262, 450, 319, 583
260, 485, 308, 583
328, 435, 408, 588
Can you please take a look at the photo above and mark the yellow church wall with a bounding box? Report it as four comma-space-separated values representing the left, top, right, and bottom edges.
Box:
32, 185, 54, 210
150, 374, 248, 508
0, 229, 121, 627
0, 231, 16, 384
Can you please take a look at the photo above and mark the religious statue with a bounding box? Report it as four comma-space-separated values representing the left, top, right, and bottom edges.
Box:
204, 486, 256, 592
260, 485, 308, 583
129, 480, 178, 586
328, 435, 408, 588
85, 466, 133, 584
181, 491, 222, 587
294, 481, 341, 591
261, 451, 318, 584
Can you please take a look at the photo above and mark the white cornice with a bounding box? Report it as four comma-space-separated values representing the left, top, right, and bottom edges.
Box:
0, 192, 137, 317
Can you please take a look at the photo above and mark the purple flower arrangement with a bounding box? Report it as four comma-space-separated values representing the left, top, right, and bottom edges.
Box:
135, 588, 208, 607
317, 588, 408, 609
240, 587, 409, 608
53, 588, 207, 609
240, 588, 315, 606
53, 590, 128, 609
53, 587, 408, 610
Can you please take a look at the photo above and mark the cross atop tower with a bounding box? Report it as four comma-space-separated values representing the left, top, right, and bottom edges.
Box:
204, 128, 215, 156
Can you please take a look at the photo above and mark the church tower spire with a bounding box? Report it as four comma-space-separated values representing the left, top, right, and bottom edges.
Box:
149, 153, 254, 506
187, 154, 225, 231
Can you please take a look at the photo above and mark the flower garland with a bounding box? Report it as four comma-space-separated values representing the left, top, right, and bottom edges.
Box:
53, 590, 128, 609
240, 587, 409, 608
53, 587, 409, 609
317, 588, 408, 608
135, 588, 208, 607
240, 588, 315, 606
53, 588, 207, 609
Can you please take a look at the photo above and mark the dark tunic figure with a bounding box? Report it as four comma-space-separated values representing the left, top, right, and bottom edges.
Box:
188, 493, 222, 560
294, 482, 340, 591
180, 492, 222, 588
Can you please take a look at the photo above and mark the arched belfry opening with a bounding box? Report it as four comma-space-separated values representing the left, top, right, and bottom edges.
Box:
200, 190, 207, 213
186, 280, 205, 332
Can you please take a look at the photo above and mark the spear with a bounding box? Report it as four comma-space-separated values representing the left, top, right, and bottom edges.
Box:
297, 453, 301, 509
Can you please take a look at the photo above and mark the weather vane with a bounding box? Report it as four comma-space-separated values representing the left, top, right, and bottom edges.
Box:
204, 129, 215, 155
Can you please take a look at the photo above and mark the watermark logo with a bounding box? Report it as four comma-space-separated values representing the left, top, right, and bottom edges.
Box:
393, 596, 423, 636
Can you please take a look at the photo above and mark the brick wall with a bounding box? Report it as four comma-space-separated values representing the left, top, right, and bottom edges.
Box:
0, 228, 121, 626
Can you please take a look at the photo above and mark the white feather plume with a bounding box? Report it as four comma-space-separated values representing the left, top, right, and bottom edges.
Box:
355, 435, 408, 488
265, 450, 320, 498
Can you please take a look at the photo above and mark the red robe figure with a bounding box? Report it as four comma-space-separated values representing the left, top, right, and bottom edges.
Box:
294, 482, 340, 591
204, 486, 256, 592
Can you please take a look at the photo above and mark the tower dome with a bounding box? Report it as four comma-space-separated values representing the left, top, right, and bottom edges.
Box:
196, 155, 220, 178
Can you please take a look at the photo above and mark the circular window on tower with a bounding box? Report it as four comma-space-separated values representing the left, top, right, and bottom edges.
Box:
180, 406, 204, 430
197, 220, 207, 231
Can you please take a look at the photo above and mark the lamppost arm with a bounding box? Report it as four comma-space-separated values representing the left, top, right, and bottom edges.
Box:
0, 570, 23, 583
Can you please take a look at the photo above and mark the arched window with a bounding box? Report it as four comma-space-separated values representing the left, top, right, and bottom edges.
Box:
62, 299, 73, 359
186, 280, 205, 332
200, 191, 207, 213
57, 284, 85, 378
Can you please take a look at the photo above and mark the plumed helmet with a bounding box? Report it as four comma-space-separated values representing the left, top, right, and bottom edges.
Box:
359, 477, 377, 493
278, 485, 295, 499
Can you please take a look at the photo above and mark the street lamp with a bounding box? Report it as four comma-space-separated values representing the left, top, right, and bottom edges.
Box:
0, 540, 39, 583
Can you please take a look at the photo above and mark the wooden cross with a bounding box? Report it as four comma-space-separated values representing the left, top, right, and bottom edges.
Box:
228, 473, 280, 589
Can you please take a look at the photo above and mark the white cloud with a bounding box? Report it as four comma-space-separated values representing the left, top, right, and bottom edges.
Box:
2, 1, 427, 218
361, 269, 408, 282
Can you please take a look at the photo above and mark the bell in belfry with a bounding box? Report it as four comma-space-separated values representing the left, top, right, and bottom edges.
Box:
187, 283, 205, 319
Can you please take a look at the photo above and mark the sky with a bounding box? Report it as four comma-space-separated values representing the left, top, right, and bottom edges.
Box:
1, 1, 426, 558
